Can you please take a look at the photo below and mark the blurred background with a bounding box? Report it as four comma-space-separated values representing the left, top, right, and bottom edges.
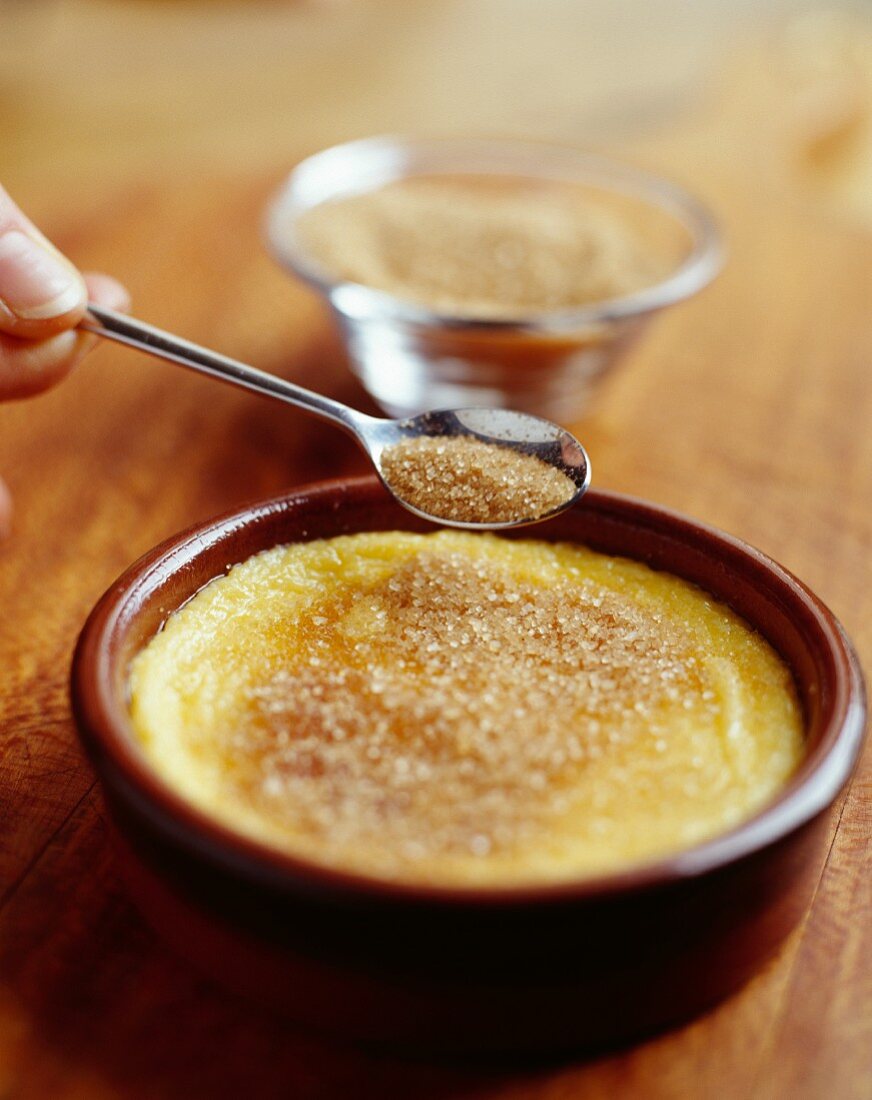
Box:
2, 0, 872, 228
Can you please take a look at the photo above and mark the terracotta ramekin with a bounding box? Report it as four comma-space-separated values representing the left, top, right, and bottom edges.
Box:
71, 479, 866, 1055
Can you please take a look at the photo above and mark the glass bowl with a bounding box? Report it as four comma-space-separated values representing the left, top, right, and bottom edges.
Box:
265, 136, 722, 421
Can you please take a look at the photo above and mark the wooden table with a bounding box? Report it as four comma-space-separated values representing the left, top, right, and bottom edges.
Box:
1, 4, 871, 1095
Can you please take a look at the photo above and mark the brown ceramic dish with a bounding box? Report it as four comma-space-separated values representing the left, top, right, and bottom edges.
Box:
71, 479, 866, 1055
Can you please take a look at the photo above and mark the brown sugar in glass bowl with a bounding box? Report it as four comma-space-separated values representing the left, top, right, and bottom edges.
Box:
71, 479, 866, 1055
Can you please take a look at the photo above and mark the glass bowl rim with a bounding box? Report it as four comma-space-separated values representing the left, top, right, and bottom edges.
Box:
264, 134, 724, 333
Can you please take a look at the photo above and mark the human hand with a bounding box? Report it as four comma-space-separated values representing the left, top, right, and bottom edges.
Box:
0, 185, 129, 534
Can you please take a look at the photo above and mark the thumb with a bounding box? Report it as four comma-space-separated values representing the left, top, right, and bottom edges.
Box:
0, 186, 87, 341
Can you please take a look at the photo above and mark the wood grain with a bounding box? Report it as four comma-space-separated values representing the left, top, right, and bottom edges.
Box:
1, 2, 871, 1095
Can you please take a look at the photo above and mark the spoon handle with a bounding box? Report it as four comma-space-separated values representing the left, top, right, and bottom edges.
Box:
80, 303, 360, 433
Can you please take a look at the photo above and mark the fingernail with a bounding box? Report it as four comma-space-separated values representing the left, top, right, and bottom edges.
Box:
0, 229, 84, 320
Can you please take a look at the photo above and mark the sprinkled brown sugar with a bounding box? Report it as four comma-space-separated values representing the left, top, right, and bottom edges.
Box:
240, 548, 707, 875
129, 530, 806, 885
379, 435, 575, 523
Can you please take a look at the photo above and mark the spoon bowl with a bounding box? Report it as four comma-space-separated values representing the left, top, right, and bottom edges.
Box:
81, 305, 590, 529
365, 406, 590, 529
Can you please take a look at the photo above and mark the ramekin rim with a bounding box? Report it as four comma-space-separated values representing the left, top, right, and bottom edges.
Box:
71, 479, 867, 909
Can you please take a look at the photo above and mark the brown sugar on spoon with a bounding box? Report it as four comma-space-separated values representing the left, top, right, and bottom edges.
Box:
379, 435, 576, 524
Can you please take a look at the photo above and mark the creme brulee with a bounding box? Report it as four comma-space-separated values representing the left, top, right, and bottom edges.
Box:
128, 532, 803, 886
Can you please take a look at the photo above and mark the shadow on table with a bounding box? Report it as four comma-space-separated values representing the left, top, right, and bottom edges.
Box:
1, 787, 606, 1099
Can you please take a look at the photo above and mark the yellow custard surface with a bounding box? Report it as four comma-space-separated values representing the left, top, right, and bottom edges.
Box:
128, 531, 804, 886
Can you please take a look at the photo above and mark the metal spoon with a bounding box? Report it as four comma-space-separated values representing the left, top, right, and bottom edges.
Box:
80, 304, 590, 529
